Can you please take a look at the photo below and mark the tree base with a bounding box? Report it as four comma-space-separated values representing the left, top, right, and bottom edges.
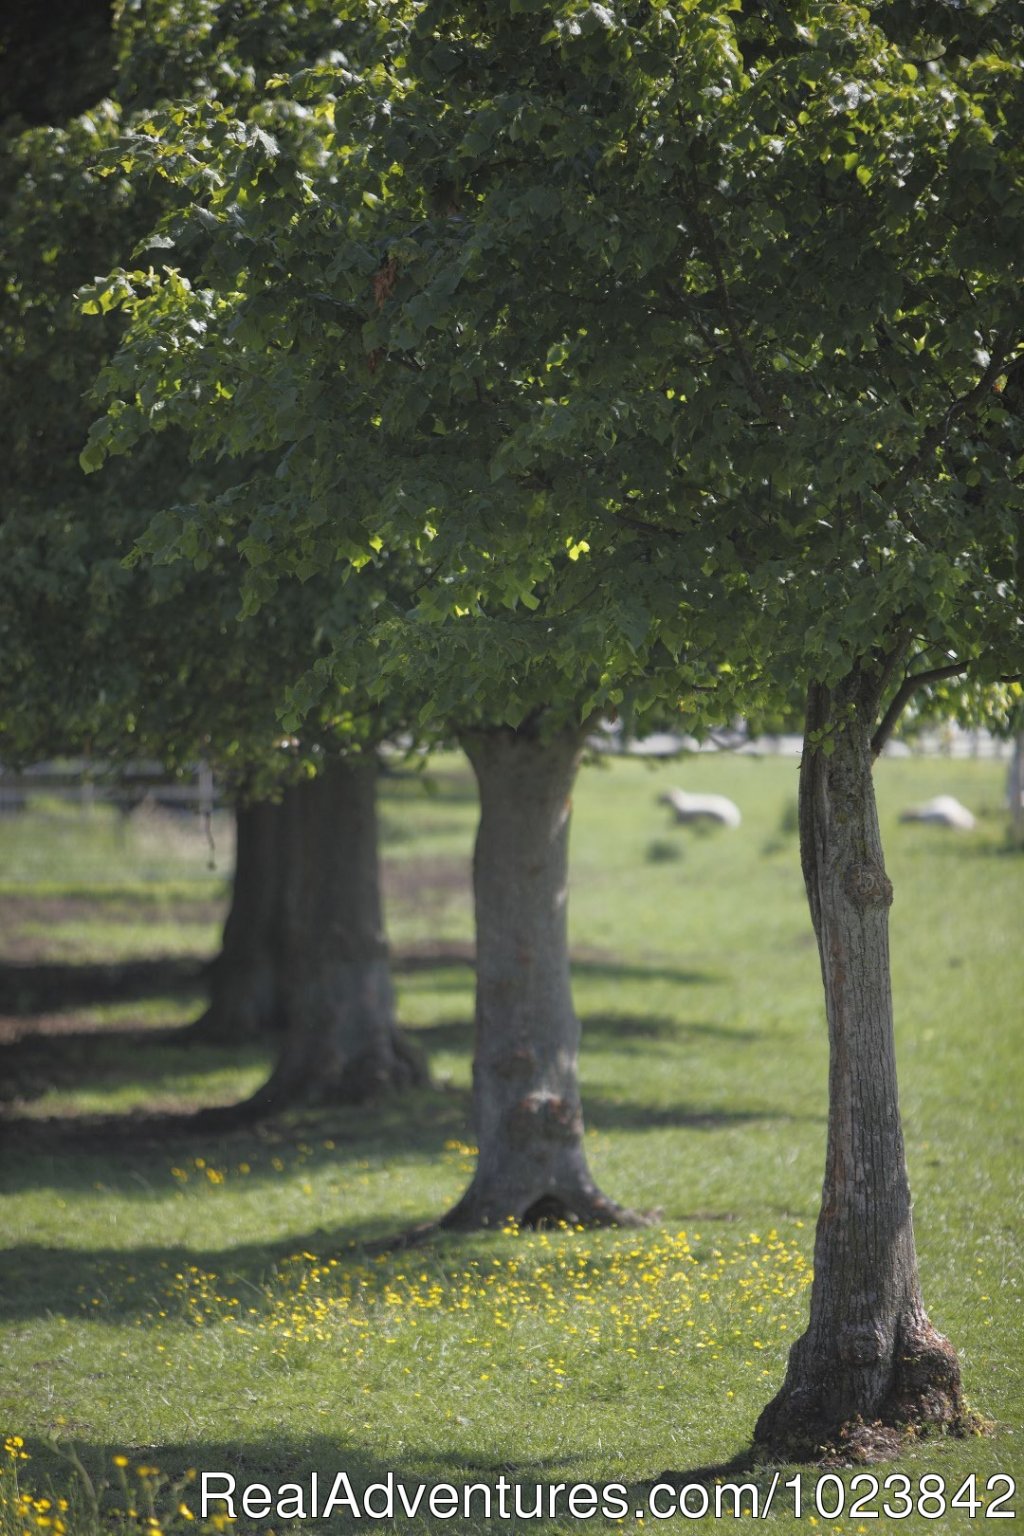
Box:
174, 1001, 283, 1046
363, 1181, 652, 1254
437, 1175, 652, 1232
203, 1030, 429, 1125
754, 1316, 970, 1464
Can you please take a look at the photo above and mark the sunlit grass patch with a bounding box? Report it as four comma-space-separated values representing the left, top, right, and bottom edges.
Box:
0, 752, 1021, 1533
8, 922, 220, 966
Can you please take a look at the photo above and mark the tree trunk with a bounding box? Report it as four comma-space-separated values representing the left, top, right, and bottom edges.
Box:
754, 673, 964, 1462
1009, 729, 1024, 849
240, 755, 426, 1113
440, 723, 642, 1230
192, 798, 286, 1041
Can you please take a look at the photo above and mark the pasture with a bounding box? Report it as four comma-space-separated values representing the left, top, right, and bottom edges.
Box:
0, 750, 1021, 1534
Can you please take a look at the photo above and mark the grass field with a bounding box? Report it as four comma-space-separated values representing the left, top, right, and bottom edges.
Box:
0, 750, 1021, 1535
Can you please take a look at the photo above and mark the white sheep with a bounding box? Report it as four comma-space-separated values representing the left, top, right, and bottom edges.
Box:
898, 795, 976, 831
659, 788, 742, 829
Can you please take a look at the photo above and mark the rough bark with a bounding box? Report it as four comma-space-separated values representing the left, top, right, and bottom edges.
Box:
191, 798, 287, 1042
754, 673, 965, 1463
440, 723, 643, 1231
238, 756, 426, 1114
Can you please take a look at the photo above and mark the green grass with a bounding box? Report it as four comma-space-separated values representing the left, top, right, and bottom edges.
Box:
0, 753, 1021, 1534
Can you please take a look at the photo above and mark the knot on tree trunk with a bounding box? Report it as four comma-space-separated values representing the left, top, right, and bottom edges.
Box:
843, 860, 894, 910
837, 1323, 887, 1366
509, 1091, 582, 1145
495, 1044, 538, 1080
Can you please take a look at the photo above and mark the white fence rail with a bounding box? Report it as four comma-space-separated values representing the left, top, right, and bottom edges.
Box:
0, 759, 220, 814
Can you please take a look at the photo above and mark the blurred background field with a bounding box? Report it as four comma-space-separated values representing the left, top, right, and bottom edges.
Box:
0, 750, 1020, 1533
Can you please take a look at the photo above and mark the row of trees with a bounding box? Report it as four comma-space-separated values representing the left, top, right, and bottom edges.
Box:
2, 0, 1021, 1464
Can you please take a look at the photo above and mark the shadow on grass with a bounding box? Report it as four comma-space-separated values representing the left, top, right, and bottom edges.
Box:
582, 1012, 762, 1045
0, 1026, 269, 1107
0, 1007, 776, 1130
0, 1229, 418, 1324
0, 939, 722, 1110
581, 955, 721, 987
583, 1093, 801, 1134
15, 1432, 698, 1535
397, 948, 722, 989
0, 1082, 471, 1182
408, 1010, 764, 1076
394, 944, 475, 975
0, 1069, 804, 1227
0, 948, 712, 1019
0, 957, 208, 1015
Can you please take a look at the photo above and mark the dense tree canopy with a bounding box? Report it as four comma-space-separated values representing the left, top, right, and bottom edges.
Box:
0, 0, 414, 776
82, 2, 1021, 729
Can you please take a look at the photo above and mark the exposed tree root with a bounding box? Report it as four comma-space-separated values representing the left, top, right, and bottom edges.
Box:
766, 1406, 990, 1470
358, 1182, 652, 1255
754, 1319, 976, 1464
172, 1000, 284, 1046
437, 1179, 652, 1233
194, 1031, 428, 1127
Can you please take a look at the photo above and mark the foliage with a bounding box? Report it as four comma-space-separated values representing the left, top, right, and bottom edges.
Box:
80, 1, 1023, 739
0, 0, 427, 780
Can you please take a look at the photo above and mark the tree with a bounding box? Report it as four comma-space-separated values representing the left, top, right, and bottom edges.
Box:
373, 0, 1020, 1445
0, 0, 435, 1105
664, 7, 1021, 1459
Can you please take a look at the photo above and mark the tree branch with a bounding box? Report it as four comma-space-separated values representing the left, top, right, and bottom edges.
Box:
871, 660, 969, 759
895, 341, 1024, 491
386, 350, 424, 374
681, 153, 783, 427
659, 280, 722, 354
612, 509, 689, 542
702, 223, 782, 424
871, 631, 914, 718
